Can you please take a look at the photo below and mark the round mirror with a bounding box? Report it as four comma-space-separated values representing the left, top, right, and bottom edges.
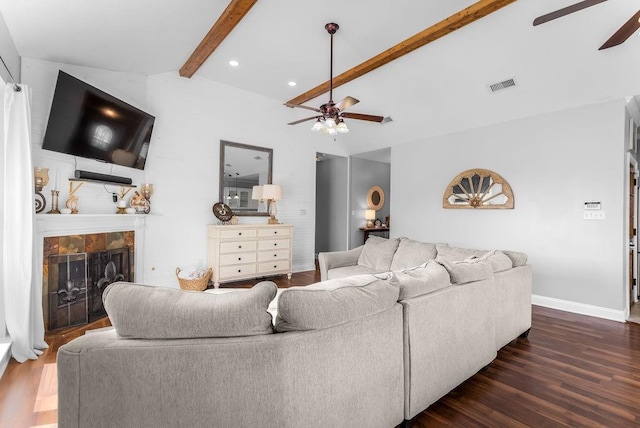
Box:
367, 185, 385, 210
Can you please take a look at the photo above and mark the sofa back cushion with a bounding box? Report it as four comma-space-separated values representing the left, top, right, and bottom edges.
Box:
389, 238, 438, 271
390, 260, 451, 300
436, 244, 528, 267
103, 281, 277, 339
275, 274, 399, 332
358, 236, 400, 271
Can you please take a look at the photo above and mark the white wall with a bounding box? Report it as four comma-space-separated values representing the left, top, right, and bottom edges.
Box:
391, 100, 627, 312
0, 12, 19, 84
142, 72, 321, 285
0, 77, 6, 338
21, 58, 342, 287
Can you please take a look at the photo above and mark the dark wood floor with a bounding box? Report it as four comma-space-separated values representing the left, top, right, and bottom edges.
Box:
1, 271, 639, 427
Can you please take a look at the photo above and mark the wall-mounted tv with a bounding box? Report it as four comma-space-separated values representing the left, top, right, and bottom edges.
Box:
42, 71, 155, 170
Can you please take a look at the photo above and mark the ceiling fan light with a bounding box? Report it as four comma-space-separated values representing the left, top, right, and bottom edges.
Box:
325, 118, 336, 128
336, 121, 349, 133
311, 120, 323, 132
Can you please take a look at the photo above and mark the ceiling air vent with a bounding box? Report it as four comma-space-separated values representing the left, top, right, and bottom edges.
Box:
488, 78, 516, 93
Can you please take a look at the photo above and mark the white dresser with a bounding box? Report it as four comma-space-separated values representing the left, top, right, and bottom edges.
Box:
207, 224, 293, 288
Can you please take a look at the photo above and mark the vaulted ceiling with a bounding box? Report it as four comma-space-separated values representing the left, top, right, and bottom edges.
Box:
1, 0, 639, 154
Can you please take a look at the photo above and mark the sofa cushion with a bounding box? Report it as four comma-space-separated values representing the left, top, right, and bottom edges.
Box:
275, 274, 399, 332
103, 281, 277, 339
327, 265, 385, 280
436, 244, 486, 261
437, 258, 493, 285
358, 236, 400, 271
390, 261, 451, 300
389, 238, 438, 271
437, 244, 528, 267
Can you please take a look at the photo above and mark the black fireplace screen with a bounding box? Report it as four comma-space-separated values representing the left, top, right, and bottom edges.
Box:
48, 247, 132, 330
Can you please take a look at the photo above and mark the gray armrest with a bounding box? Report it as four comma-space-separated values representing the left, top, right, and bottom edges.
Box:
318, 246, 364, 281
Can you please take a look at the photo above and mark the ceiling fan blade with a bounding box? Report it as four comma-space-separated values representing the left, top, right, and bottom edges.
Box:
334, 96, 359, 112
287, 116, 321, 126
532, 0, 607, 26
284, 103, 321, 113
341, 112, 385, 123
599, 10, 640, 50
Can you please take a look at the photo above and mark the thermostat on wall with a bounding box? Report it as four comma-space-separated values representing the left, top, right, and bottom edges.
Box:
584, 201, 601, 210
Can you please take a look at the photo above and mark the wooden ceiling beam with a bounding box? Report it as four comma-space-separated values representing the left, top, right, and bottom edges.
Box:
179, 0, 258, 78
286, 0, 518, 106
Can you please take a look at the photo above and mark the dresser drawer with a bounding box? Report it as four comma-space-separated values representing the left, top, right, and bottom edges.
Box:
219, 252, 257, 266
257, 227, 290, 238
257, 249, 290, 262
219, 229, 257, 239
220, 240, 257, 253
219, 264, 257, 279
258, 239, 290, 251
258, 260, 290, 274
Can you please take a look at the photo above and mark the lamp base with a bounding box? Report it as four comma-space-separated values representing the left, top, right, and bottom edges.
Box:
366, 220, 374, 228
268, 217, 279, 224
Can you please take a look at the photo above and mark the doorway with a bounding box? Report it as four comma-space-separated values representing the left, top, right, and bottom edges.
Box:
315, 153, 349, 256
628, 120, 640, 324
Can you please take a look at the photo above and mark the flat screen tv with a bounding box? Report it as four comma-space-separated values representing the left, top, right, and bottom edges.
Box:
42, 71, 155, 170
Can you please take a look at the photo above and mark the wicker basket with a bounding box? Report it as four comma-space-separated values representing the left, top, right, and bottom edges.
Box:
176, 267, 212, 291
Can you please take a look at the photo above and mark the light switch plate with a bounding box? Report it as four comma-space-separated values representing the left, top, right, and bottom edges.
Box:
583, 211, 605, 220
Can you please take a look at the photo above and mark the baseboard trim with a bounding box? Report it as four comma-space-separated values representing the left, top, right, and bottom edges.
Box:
0, 340, 11, 381
532, 295, 626, 322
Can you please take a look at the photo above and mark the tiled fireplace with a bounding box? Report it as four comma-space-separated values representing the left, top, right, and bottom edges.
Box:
36, 214, 146, 331
43, 232, 134, 330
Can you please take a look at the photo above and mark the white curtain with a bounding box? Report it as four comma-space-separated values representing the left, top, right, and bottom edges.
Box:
2, 83, 47, 362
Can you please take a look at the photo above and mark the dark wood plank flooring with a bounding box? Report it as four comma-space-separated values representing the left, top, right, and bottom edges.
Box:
1, 270, 639, 427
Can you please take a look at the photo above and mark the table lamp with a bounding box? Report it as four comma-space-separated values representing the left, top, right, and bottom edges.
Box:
365, 209, 376, 228
262, 184, 282, 224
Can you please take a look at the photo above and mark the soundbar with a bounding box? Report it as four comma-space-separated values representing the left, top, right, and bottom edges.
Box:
74, 170, 133, 185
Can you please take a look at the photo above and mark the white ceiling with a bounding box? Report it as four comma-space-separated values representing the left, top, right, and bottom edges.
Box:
1, 0, 639, 154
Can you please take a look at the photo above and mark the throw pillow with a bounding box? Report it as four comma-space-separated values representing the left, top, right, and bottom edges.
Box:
275, 274, 399, 332
103, 281, 277, 339
479, 250, 513, 272
389, 238, 438, 271
502, 250, 528, 267
437, 258, 493, 285
357, 236, 400, 271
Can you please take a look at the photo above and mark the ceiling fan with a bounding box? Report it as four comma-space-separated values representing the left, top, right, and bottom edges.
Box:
533, 0, 640, 50
286, 23, 385, 135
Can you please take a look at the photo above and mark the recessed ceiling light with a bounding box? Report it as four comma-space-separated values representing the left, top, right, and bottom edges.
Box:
229, 60, 239, 67
288, 81, 297, 87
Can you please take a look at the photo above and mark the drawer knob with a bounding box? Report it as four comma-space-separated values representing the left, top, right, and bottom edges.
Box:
238, 245, 242, 249
273, 265, 277, 268
274, 254, 277, 257
238, 232, 242, 236
274, 243, 277, 247
238, 269, 241, 273
274, 231, 278, 234
238, 257, 242, 261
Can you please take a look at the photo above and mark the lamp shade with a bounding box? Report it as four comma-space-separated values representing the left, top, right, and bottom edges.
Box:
252, 185, 263, 200
365, 209, 376, 220
262, 184, 282, 201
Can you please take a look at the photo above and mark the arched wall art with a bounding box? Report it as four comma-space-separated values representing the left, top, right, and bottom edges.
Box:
443, 168, 514, 209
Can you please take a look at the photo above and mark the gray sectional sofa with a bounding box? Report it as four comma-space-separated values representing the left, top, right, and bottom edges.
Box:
57, 236, 532, 427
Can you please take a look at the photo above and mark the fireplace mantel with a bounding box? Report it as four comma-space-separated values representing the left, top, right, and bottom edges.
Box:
36, 213, 147, 236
